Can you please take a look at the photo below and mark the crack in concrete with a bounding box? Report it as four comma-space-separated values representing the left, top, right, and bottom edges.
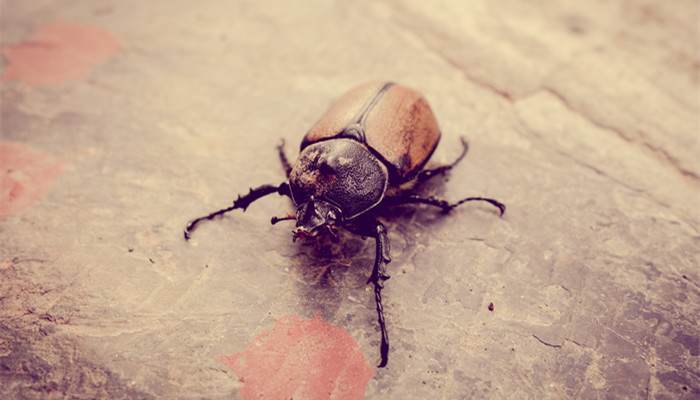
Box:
511, 102, 700, 231
388, 10, 698, 188
544, 88, 700, 183
512, 107, 658, 198
553, 146, 652, 197
564, 338, 584, 347
387, 11, 515, 101
532, 333, 562, 348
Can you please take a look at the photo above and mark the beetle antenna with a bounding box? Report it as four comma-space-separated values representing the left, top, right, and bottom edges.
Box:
271, 214, 295, 225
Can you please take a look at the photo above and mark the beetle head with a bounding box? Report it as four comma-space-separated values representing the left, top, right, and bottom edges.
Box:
293, 196, 343, 242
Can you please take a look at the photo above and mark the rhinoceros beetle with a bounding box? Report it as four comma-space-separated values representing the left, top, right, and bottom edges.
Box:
184, 82, 505, 368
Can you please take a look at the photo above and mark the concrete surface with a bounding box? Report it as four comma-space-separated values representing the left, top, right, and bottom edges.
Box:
1, 0, 698, 399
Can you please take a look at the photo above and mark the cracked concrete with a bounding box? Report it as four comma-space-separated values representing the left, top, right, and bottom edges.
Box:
1, 0, 698, 399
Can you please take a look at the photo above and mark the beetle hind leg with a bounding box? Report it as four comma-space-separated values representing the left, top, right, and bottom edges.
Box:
385, 193, 505, 215
450, 196, 506, 215
417, 136, 469, 182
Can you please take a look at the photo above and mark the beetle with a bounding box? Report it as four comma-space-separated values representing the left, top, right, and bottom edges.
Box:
184, 82, 505, 367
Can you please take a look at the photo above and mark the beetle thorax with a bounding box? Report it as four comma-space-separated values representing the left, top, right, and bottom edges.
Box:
289, 139, 389, 221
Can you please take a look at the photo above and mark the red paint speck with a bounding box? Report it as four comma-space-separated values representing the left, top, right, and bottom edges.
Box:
0, 143, 65, 220
0, 20, 120, 86
217, 312, 373, 400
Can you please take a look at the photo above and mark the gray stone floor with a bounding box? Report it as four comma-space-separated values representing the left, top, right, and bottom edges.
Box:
1, 1, 698, 399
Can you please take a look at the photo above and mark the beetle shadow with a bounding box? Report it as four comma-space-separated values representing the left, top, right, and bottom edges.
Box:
283, 230, 375, 321
282, 173, 458, 317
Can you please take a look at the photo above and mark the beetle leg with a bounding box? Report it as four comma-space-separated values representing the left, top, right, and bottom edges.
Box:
449, 196, 506, 215
417, 136, 469, 182
372, 222, 392, 368
277, 139, 293, 178
384, 193, 506, 215
184, 182, 292, 239
350, 219, 392, 367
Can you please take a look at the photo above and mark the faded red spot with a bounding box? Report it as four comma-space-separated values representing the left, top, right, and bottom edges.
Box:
217, 312, 373, 400
0, 20, 120, 86
0, 143, 65, 220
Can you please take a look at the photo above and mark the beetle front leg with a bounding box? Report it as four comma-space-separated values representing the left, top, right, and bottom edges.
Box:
184, 182, 291, 239
372, 222, 392, 368
417, 136, 469, 182
356, 220, 392, 367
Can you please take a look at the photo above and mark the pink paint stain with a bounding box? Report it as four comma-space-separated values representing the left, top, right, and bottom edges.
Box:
0, 20, 120, 86
0, 143, 65, 220
217, 312, 373, 400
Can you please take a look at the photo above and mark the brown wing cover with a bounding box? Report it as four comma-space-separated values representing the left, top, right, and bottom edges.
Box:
364, 84, 440, 181
301, 82, 386, 149
302, 82, 441, 182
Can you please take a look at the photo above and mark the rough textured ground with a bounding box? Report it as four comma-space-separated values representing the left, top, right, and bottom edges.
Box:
1, 1, 698, 399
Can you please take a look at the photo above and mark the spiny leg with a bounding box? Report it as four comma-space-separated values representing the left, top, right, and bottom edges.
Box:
384, 193, 506, 215
351, 219, 392, 367
417, 136, 469, 182
184, 182, 291, 239
277, 139, 292, 178
371, 222, 391, 367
